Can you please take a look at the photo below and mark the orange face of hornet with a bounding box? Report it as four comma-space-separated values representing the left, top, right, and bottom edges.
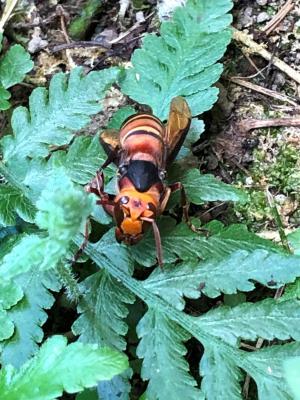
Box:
95, 97, 192, 266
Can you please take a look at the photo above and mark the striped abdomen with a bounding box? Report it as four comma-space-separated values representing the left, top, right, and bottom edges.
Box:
119, 114, 165, 166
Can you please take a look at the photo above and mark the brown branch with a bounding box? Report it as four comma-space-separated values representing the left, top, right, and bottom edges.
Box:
232, 28, 300, 85
236, 117, 300, 133
230, 77, 300, 107
262, 0, 295, 35
51, 41, 111, 53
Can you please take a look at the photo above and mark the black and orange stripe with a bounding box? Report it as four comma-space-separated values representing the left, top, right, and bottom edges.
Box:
119, 114, 164, 147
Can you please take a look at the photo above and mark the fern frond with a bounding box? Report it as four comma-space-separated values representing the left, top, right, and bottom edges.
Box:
0, 335, 128, 400
200, 346, 243, 400
137, 308, 202, 400
121, 0, 232, 119
1, 67, 119, 173
143, 250, 300, 309
73, 269, 135, 351
0, 271, 61, 368
197, 298, 300, 345
0, 184, 35, 226
131, 218, 281, 267
0, 171, 93, 280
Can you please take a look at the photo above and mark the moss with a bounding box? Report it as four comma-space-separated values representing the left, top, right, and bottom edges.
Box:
251, 144, 298, 194
234, 142, 300, 227
235, 189, 272, 228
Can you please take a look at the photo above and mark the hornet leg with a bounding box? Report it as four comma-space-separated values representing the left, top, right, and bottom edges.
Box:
169, 182, 209, 236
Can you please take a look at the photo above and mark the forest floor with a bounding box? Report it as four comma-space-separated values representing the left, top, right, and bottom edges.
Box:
2, 0, 300, 240
1, 0, 299, 398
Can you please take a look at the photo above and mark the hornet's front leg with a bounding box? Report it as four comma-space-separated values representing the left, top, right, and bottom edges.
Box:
85, 170, 115, 217
71, 169, 116, 264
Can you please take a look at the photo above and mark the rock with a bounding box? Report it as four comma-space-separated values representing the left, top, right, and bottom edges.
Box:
245, 176, 253, 185
275, 194, 287, 205
240, 7, 254, 27
28, 27, 48, 54
257, 12, 271, 23
256, 0, 268, 5
136, 11, 145, 23
274, 72, 286, 87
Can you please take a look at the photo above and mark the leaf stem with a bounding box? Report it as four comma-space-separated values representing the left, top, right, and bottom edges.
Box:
0, 0, 19, 33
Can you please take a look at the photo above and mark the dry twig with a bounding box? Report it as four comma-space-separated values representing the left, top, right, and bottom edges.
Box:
262, 0, 295, 35
0, 0, 19, 32
230, 77, 300, 107
233, 28, 300, 85
236, 116, 300, 133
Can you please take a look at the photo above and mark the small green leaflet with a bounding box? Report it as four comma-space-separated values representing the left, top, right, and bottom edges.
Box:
196, 298, 300, 345
0, 271, 61, 368
23, 135, 116, 202
121, 0, 232, 119
0, 184, 35, 226
169, 168, 247, 203
0, 310, 14, 341
1, 67, 119, 169
0, 44, 33, 89
0, 281, 23, 310
200, 346, 243, 400
284, 356, 300, 400
0, 43, 33, 110
288, 227, 300, 255
0, 84, 11, 110
0, 172, 93, 281
73, 269, 135, 351
0, 335, 128, 400
143, 250, 300, 309
245, 342, 300, 399
131, 218, 281, 267
107, 106, 136, 129
0, 280, 23, 341
137, 308, 202, 400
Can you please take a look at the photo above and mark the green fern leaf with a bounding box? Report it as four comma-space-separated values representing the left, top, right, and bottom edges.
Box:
90, 229, 134, 274
245, 342, 300, 400
0, 84, 11, 110
284, 356, 300, 400
197, 298, 300, 345
169, 168, 247, 203
120, 0, 232, 119
0, 172, 93, 281
0, 280, 23, 342
288, 227, 300, 255
0, 271, 61, 368
0, 281, 23, 311
107, 106, 136, 129
23, 135, 116, 203
137, 308, 202, 400
0, 43, 33, 110
0, 44, 33, 89
131, 218, 281, 267
81, 238, 300, 400
143, 250, 300, 309
0, 310, 14, 341
0, 184, 35, 226
200, 346, 243, 400
73, 269, 135, 350
1, 67, 119, 170
0, 335, 128, 400
97, 372, 132, 400
72, 270, 134, 400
